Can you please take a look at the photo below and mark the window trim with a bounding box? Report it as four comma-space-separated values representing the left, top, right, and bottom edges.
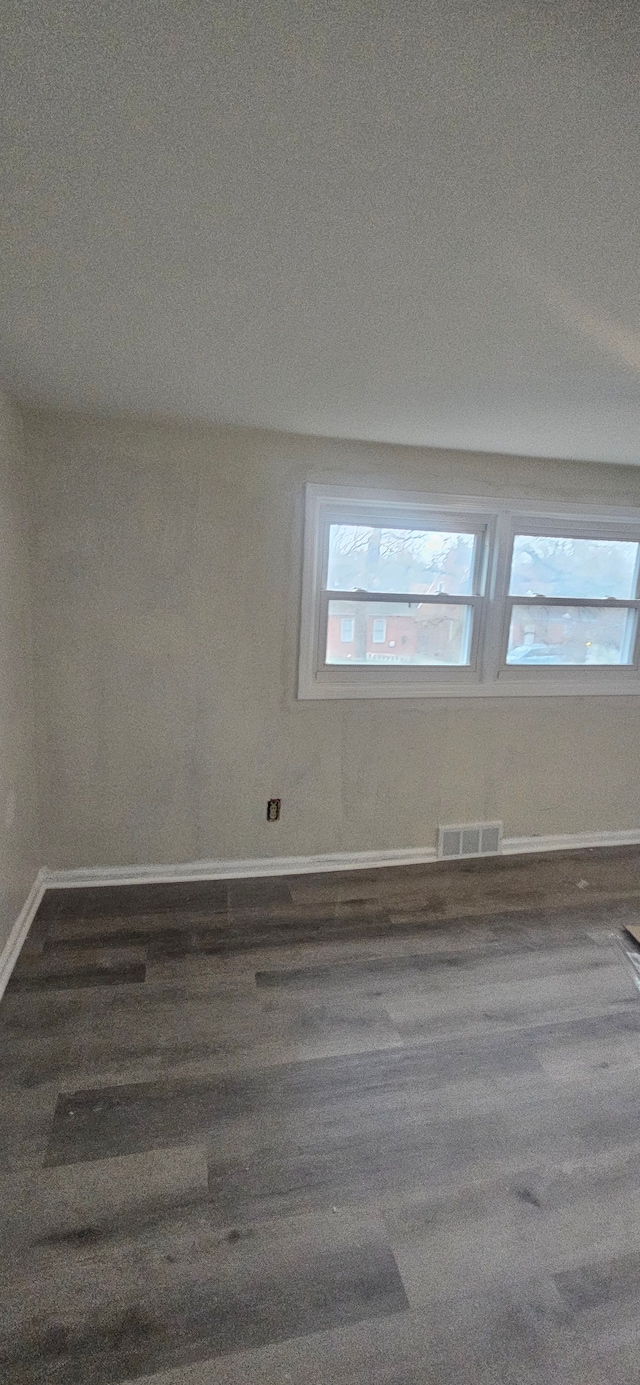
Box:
298, 484, 640, 700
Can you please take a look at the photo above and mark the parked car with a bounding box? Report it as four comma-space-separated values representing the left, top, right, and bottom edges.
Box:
507, 643, 568, 664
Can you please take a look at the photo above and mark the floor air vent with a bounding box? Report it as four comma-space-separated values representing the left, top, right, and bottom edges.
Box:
437, 821, 503, 860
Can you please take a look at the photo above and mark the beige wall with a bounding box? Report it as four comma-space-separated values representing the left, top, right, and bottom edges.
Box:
0, 394, 38, 946
24, 410, 640, 870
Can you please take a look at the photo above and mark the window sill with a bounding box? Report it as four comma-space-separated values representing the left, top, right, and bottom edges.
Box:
298, 674, 640, 700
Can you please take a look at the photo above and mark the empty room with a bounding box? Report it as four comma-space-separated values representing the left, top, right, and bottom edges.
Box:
3, 2, 640, 1381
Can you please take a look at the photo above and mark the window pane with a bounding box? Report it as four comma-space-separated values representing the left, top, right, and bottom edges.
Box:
507, 605, 637, 666
326, 600, 473, 666
327, 525, 477, 595
509, 535, 639, 599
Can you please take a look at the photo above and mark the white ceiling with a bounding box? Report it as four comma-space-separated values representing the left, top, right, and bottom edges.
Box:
2, 1, 640, 462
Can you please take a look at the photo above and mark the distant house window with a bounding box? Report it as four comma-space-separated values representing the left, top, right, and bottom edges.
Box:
298, 484, 640, 699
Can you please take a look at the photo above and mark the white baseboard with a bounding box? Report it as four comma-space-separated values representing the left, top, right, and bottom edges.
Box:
43, 827, 640, 889
502, 829, 640, 855
43, 846, 440, 889
0, 869, 48, 1001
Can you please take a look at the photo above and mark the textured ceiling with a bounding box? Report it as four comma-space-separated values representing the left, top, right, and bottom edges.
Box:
2, 1, 640, 462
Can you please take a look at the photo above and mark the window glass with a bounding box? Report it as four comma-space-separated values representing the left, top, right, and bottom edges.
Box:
509, 535, 639, 600
326, 600, 473, 666
506, 604, 637, 665
299, 485, 640, 698
327, 525, 477, 595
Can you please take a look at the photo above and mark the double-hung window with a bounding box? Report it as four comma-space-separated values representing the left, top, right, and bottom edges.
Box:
298, 484, 640, 698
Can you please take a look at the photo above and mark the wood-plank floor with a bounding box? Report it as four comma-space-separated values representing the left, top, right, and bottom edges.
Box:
3, 847, 640, 1382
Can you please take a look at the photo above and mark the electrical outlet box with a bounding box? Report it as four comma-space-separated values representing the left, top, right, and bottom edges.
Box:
267, 798, 281, 822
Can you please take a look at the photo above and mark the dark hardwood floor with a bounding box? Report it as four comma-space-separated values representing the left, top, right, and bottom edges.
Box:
3, 847, 640, 1382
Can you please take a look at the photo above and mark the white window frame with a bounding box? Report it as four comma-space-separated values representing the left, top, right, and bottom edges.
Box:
298, 483, 640, 700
